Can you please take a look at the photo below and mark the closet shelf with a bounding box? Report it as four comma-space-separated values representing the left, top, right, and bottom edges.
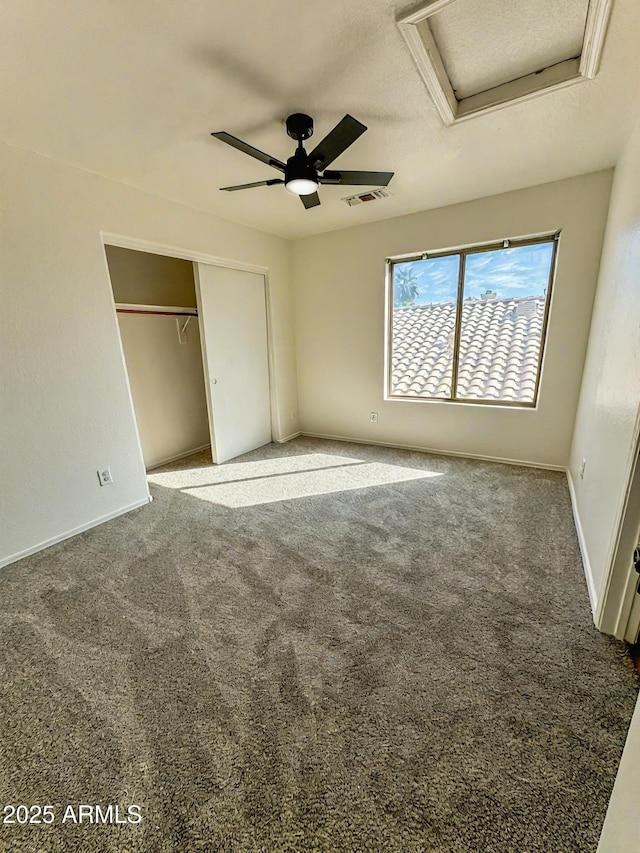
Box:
115, 302, 198, 317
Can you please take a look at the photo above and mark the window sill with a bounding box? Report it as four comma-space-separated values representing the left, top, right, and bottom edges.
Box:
384, 393, 539, 411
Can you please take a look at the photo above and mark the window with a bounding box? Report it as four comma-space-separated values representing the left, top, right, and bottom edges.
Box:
385, 234, 559, 407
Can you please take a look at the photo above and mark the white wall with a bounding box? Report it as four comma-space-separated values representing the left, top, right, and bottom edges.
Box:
596, 690, 640, 853
0, 142, 297, 567
568, 119, 640, 629
292, 172, 612, 468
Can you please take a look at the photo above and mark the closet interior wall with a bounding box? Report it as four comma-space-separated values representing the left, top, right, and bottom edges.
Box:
105, 246, 210, 469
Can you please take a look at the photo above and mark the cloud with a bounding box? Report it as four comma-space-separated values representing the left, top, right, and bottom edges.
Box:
464, 243, 553, 299
396, 242, 554, 305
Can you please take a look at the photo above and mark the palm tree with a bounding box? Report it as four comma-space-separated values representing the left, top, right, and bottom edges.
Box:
394, 265, 420, 307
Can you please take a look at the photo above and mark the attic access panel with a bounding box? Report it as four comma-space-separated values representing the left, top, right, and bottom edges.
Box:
397, 0, 612, 125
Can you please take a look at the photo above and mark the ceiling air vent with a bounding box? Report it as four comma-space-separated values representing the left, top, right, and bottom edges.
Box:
343, 188, 393, 207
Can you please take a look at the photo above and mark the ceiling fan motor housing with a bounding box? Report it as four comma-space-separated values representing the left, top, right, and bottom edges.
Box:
285, 148, 318, 186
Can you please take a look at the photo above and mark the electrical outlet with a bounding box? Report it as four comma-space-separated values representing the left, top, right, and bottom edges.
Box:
370, 412, 378, 423
580, 458, 587, 480
290, 411, 296, 421
98, 467, 114, 486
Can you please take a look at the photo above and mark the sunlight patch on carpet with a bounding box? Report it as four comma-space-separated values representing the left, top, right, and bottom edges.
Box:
148, 452, 363, 488
148, 453, 443, 507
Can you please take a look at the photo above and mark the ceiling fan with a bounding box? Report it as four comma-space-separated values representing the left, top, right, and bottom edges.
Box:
211, 113, 394, 209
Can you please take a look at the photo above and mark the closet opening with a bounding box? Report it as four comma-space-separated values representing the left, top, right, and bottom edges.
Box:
105, 246, 211, 471
105, 244, 273, 472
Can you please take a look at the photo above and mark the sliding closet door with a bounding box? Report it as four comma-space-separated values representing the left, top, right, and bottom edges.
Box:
194, 263, 272, 464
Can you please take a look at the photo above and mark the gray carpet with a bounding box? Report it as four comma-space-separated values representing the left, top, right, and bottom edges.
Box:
0, 437, 637, 852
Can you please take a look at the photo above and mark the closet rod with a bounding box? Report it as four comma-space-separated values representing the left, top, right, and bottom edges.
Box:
115, 302, 198, 317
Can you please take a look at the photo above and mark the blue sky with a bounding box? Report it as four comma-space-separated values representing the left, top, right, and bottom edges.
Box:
394, 242, 554, 306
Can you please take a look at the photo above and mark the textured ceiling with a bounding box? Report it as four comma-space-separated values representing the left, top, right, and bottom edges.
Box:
429, 0, 589, 99
0, 0, 638, 240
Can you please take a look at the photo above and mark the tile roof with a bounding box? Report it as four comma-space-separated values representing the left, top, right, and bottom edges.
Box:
391, 295, 545, 403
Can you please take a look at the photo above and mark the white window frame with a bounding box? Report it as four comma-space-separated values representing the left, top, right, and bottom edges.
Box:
397, 0, 613, 125
384, 232, 560, 408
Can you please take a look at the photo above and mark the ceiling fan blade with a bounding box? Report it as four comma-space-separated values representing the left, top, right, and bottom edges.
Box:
301, 191, 321, 210
211, 131, 286, 172
320, 170, 394, 186
308, 115, 367, 170
220, 179, 284, 191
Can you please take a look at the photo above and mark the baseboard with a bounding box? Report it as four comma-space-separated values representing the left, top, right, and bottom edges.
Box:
566, 469, 599, 615
299, 431, 566, 471
276, 431, 301, 444
0, 495, 152, 570
146, 444, 211, 471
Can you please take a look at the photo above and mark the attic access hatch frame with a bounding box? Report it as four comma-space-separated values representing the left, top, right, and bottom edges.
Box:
397, 0, 613, 125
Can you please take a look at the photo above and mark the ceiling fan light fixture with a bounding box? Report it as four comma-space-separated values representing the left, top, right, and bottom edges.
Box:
284, 149, 319, 195
285, 177, 319, 196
